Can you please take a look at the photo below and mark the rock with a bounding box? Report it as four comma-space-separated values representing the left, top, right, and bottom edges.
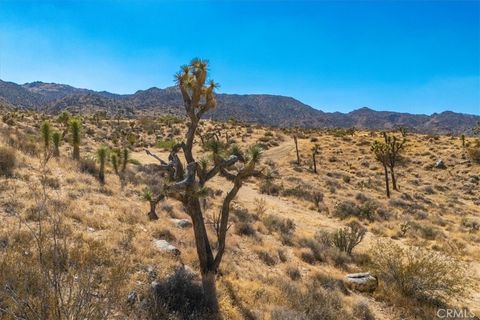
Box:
434, 160, 447, 169
127, 291, 137, 305
170, 218, 192, 228
146, 265, 157, 281
153, 239, 180, 255
345, 272, 378, 292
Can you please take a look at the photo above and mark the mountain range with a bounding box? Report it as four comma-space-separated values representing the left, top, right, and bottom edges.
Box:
0, 79, 478, 134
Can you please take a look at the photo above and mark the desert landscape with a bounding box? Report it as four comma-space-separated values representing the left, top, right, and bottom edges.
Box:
0, 59, 479, 320
1, 1, 479, 319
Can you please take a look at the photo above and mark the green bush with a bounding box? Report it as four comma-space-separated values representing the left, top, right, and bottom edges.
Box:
333, 220, 366, 255
156, 139, 177, 150
333, 200, 378, 221
263, 214, 296, 236
369, 240, 471, 303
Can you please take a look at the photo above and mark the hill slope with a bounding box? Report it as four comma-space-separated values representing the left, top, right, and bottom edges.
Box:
0, 79, 478, 134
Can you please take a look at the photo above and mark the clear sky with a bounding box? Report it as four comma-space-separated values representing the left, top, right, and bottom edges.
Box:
0, 0, 479, 115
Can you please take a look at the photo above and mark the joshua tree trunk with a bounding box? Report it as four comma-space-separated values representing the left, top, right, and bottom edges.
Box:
383, 165, 390, 198
202, 271, 219, 315
73, 145, 80, 160
312, 153, 317, 173
99, 163, 105, 184
148, 200, 159, 220
294, 136, 300, 165
390, 168, 397, 191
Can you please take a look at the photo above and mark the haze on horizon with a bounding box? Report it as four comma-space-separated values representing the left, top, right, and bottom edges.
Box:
0, 0, 478, 115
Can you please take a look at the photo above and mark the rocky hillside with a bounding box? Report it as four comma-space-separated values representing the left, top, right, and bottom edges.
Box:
0, 79, 478, 134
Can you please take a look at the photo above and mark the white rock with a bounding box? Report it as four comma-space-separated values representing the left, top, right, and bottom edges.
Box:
170, 218, 192, 228
345, 272, 378, 292
153, 239, 180, 255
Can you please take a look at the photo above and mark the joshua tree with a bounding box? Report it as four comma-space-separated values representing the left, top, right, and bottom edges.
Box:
311, 143, 319, 173
52, 131, 61, 157
97, 145, 108, 184
372, 140, 390, 198
143, 188, 159, 220
461, 134, 466, 148
40, 121, 51, 159
57, 111, 71, 138
69, 118, 81, 160
145, 59, 261, 315
293, 135, 300, 165
121, 148, 129, 173
383, 132, 406, 191
110, 152, 119, 175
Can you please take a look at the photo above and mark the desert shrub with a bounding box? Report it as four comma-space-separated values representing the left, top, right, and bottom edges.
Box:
256, 250, 278, 266
274, 279, 349, 320
300, 250, 317, 265
145, 268, 212, 319
409, 221, 444, 240
235, 222, 256, 237
0, 146, 16, 177
369, 240, 471, 304
0, 209, 127, 319
78, 158, 98, 176
263, 214, 296, 236
467, 140, 480, 164
333, 200, 378, 221
352, 300, 375, 320
156, 139, 177, 150
286, 266, 301, 280
152, 227, 176, 242
332, 220, 366, 255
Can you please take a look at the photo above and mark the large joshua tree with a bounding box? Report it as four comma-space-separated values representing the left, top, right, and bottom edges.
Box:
145, 59, 261, 315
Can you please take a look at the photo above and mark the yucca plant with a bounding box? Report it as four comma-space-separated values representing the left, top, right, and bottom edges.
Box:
110, 152, 119, 175
69, 118, 81, 160
143, 188, 159, 220
40, 121, 51, 159
121, 148, 129, 173
97, 145, 108, 184
52, 131, 61, 157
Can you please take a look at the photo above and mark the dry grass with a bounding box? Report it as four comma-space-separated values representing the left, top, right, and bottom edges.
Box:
0, 112, 478, 319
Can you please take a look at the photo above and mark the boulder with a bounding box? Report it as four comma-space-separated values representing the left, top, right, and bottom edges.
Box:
127, 291, 137, 305
345, 272, 378, 292
153, 239, 180, 255
434, 160, 447, 169
170, 218, 192, 228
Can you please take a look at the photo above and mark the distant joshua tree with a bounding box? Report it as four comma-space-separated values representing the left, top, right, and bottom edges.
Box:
40, 121, 51, 159
69, 118, 81, 160
57, 111, 71, 138
294, 135, 300, 165
145, 58, 262, 316
372, 140, 391, 198
311, 143, 319, 173
97, 145, 108, 185
52, 131, 61, 157
110, 152, 119, 175
371, 132, 406, 197
143, 188, 159, 220
121, 148, 129, 173
383, 132, 406, 191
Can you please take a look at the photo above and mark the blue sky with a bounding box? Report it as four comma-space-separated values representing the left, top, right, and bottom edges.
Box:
0, 1, 478, 115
